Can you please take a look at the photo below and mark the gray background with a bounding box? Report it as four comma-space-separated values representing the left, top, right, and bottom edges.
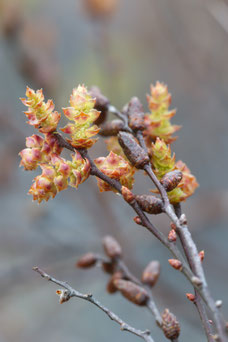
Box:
0, 0, 228, 341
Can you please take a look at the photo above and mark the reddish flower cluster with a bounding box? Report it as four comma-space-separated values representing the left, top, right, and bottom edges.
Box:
61, 85, 100, 149
94, 151, 135, 192
19, 86, 96, 203
21, 87, 60, 133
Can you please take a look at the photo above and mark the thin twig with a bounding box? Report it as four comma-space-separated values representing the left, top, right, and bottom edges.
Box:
108, 104, 132, 133
117, 259, 163, 327
174, 204, 215, 342
33, 267, 155, 342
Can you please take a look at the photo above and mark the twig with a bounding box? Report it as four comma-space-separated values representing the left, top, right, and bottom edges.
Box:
108, 104, 132, 133
116, 259, 163, 327
33, 267, 155, 342
112, 112, 227, 341
174, 204, 215, 342
54, 139, 203, 295
53, 131, 227, 340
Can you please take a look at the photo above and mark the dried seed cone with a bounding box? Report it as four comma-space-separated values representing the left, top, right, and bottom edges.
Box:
160, 170, 183, 192
114, 279, 149, 306
127, 97, 145, 131
106, 271, 123, 294
118, 132, 149, 169
136, 195, 163, 215
102, 236, 122, 259
99, 120, 124, 136
76, 253, 97, 268
162, 309, 180, 340
141, 261, 160, 287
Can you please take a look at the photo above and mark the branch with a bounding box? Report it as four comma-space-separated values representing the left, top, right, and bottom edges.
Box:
33, 267, 155, 342
108, 104, 132, 133
112, 112, 227, 341
115, 259, 163, 327
173, 204, 215, 342
53, 131, 227, 340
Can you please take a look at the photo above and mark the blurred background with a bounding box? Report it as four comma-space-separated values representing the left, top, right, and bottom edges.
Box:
0, 0, 228, 341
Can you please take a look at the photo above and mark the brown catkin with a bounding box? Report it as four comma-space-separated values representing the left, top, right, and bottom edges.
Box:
76, 253, 97, 268
106, 271, 123, 294
114, 279, 149, 306
160, 170, 183, 192
136, 195, 164, 215
99, 120, 124, 136
102, 236, 122, 259
118, 132, 149, 168
127, 97, 145, 131
141, 261, 160, 287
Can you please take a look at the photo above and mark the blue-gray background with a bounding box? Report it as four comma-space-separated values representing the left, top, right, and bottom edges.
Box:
0, 0, 228, 341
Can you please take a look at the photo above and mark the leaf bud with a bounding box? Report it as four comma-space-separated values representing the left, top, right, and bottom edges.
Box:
126, 97, 145, 131
114, 279, 149, 306
199, 250, 205, 262
162, 308, 180, 340
118, 132, 149, 169
168, 259, 182, 271
102, 235, 122, 259
160, 170, 183, 192
136, 195, 164, 215
133, 216, 142, 225
99, 120, 124, 136
186, 293, 195, 302
76, 253, 97, 268
168, 229, 177, 242
56, 289, 71, 304
122, 186, 135, 204
141, 261, 160, 287
191, 276, 203, 286
170, 222, 177, 230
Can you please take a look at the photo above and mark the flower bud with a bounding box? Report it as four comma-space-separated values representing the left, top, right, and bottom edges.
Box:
102, 236, 122, 259
168, 229, 177, 242
141, 261, 160, 287
168, 259, 182, 271
118, 132, 149, 169
160, 170, 183, 192
114, 279, 149, 306
106, 271, 123, 294
99, 120, 124, 136
136, 195, 164, 215
126, 97, 145, 131
162, 309, 180, 340
76, 253, 97, 268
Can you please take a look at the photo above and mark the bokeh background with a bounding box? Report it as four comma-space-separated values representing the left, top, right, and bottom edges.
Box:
0, 0, 228, 341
